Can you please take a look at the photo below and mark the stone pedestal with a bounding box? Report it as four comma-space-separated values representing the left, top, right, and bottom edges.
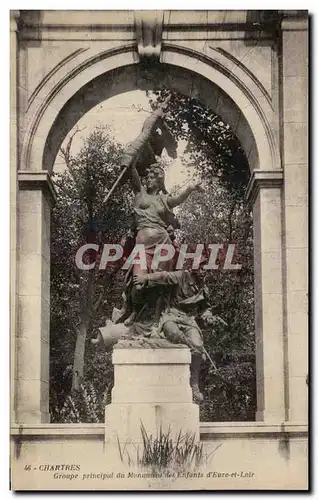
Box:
105, 347, 199, 461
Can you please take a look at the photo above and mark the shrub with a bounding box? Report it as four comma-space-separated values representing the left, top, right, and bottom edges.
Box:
50, 381, 110, 423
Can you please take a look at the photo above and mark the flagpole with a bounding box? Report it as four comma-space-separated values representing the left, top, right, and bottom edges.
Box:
102, 95, 171, 205
103, 167, 128, 205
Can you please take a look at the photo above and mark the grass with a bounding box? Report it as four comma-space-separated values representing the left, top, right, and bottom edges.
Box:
117, 421, 218, 473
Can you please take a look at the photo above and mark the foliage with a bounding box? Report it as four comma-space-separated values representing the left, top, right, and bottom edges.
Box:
50, 125, 132, 416
147, 90, 255, 421
147, 89, 249, 200
50, 381, 110, 423
174, 181, 255, 421
50, 89, 255, 423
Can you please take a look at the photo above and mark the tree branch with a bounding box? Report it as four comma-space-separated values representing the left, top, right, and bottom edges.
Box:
227, 200, 237, 241
59, 126, 87, 195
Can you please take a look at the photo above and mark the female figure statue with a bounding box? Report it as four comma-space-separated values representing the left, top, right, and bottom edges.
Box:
109, 94, 203, 326
130, 162, 202, 275
120, 161, 203, 326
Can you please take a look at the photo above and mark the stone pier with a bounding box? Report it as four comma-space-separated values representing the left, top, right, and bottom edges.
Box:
105, 346, 199, 460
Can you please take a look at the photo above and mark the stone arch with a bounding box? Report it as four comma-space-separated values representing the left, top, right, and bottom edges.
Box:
17, 42, 286, 424
21, 44, 279, 175
12, 14, 308, 476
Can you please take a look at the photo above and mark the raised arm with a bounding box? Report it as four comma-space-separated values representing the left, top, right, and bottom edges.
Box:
119, 96, 171, 194
130, 164, 144, 193
167, 181, 203, 209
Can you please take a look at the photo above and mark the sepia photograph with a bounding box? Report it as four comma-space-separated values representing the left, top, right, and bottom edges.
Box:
9, 8, 309, 491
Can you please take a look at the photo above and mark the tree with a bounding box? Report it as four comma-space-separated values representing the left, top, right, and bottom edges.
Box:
147, 89, 250, 201
176, 182, 255, 421
50, 126, 133, 417
147, 89, 255, 420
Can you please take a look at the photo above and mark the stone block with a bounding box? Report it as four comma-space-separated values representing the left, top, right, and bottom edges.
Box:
287, 310, 308, 336
11, 195, 18, 251
18, 190, 43, 214
283, 31, 308, 78
285, 206, 308, 248
41, 377, 50, 413
232, 45, 272, 99
112, 385, 193, 404
114, 364, 190, 387
283, 76, 307, 124
16, 378, 45, 413
283, 122, 308, 165
286, 247, 308, 291
18, 211, 42, 255
18, 253, 42, 296
284, 163, 308, 206
112, 348, 193, 404
16, 379, 50, 423
208, 10, 232, 23
261, 293, 283, 337
16, 337, 48, 381
105, 403, 199, 444
42, 196, 51, 263
261, 252, 283, 293
255, 366, 264, 409
167, 10, 208, 26
259, 335, 284, 380
113, 347, 191, 365
287, 290, 308, 315
18, 295, 49, 341
259, 209, 282, 251
257, 377, 285, 421
260, 186, 282, 207
288, 333, 308, 378
105, 348, 200, 454
41, 296, 50, 343
288, 376, 308, 422
15, 410, 48, 424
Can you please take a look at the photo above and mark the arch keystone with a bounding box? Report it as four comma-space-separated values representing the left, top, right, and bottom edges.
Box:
135, 11, 164, 62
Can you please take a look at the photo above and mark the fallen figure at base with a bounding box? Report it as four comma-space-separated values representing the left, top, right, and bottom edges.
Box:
92, 269, 226, 404
132, 269, 226, 403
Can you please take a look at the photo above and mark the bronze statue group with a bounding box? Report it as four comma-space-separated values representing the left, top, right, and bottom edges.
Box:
92, 96, 225, 404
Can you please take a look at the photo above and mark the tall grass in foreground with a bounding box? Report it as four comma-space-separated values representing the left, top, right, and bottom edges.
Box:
117, 422, 219, 473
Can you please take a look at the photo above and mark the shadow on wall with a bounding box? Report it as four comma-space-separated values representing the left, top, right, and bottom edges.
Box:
244, 10, 281, 47
18, 10, 44, 47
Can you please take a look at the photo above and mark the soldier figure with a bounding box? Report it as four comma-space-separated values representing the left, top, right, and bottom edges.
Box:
132, 269, 222, 404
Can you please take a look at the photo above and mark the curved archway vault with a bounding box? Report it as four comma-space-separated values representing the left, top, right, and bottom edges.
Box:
13, 11, 308, 436
44, 62, 259, 174
22, 46, 280, 176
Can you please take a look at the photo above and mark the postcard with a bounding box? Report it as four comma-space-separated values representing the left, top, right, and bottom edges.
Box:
10, 9, 308, 491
